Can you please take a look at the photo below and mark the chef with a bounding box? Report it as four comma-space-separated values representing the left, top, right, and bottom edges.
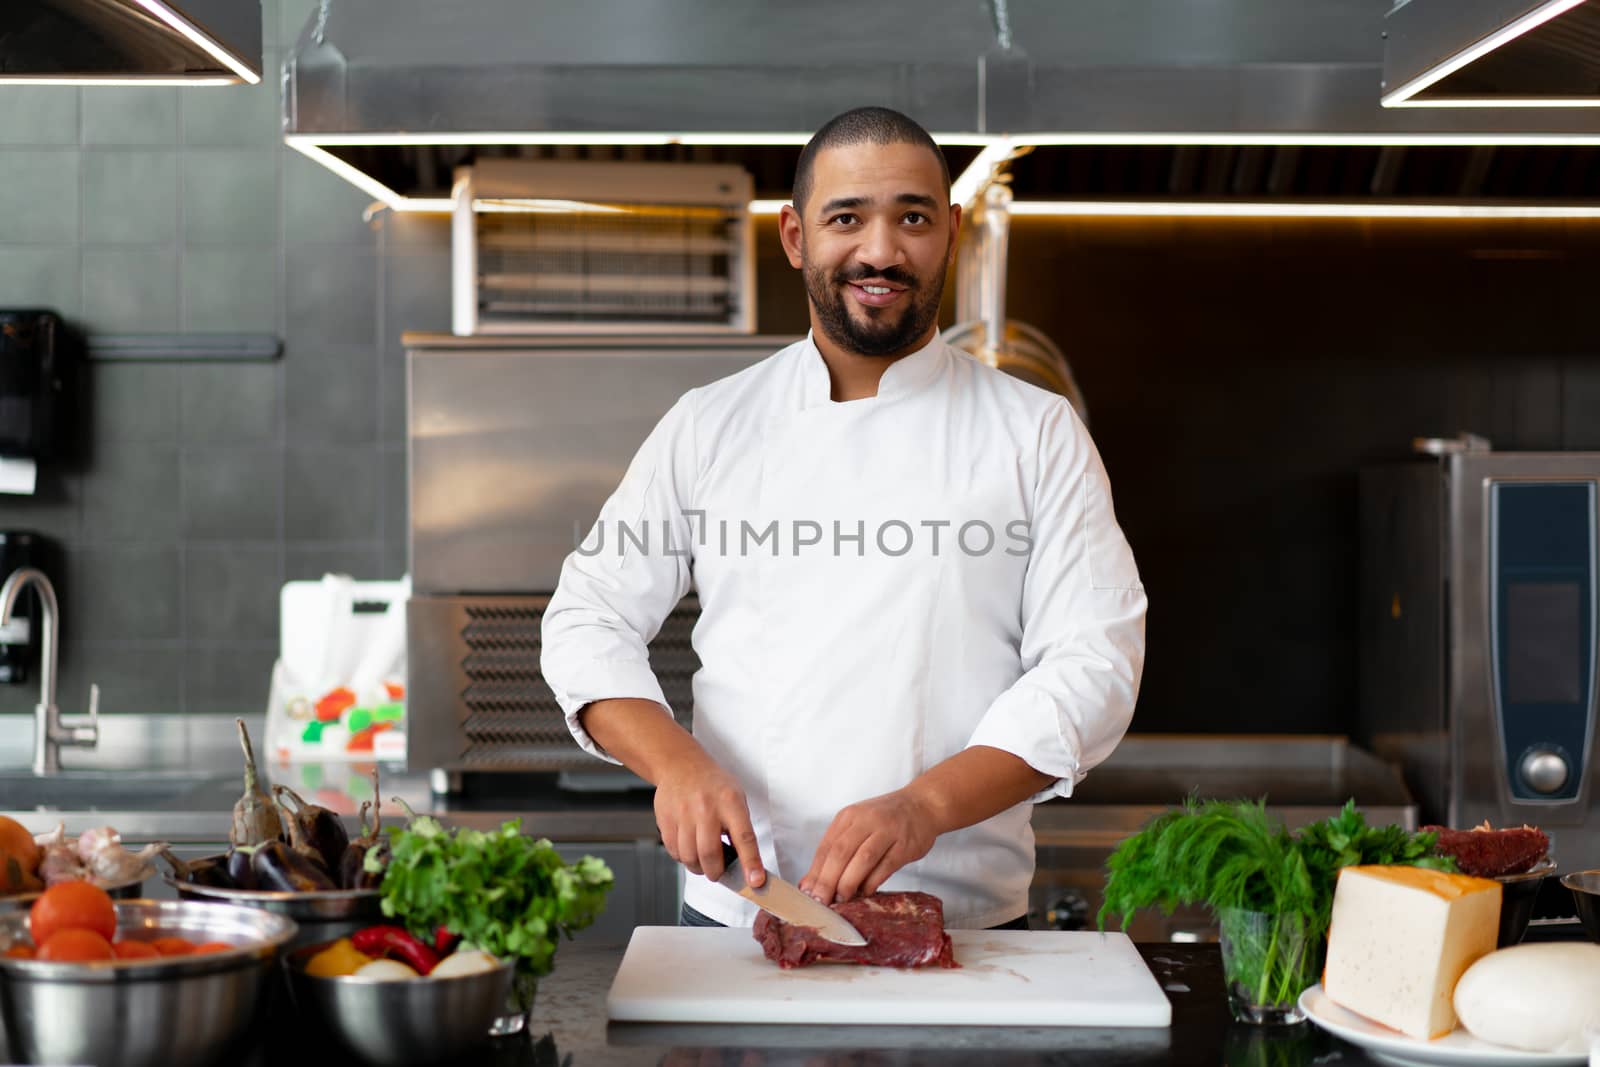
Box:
542, 106, 1146, 931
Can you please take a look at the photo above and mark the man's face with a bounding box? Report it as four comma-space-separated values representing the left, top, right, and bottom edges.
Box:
780, 141, 960, 359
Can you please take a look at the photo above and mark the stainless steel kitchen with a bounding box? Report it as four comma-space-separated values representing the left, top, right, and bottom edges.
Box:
2, 0, 1600, 1064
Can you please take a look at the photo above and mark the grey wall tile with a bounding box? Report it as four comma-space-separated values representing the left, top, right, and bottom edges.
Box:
377, 336, 405, 445
57, 644, 184, 715
181, 53, 282, 146
0, 248, 81, 318
182, 150, 279, 245
0, 470, 81, 544
276, 0, 318, 48
381, 212, 450, 251
282, 150, 377, 245
181, 246, 279, 332
0, 152, 79, 243
90, 364, 180, 444
286, 545, 383, 582
381, 536, 408, 582
381, 445, 406, 546
0, 87, 80, 146
186, 545, 281, 640
184, 644, 277, 715
66, 546, 181, 641
284, 342, 377, 445
285, 246, 378, 346
83, 150, 180, 244
182, 448, 281, 540
80, 444, 181, 542
82, 247, 179, 332
284, 447, 379, 541
81, 87, 179, 146
179, 363, 281, 444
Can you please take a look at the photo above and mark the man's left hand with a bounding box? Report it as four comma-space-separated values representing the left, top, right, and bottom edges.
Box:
799, 787, 941, 905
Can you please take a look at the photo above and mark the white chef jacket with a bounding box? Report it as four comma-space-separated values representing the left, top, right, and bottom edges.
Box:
541, 332, 1146, 928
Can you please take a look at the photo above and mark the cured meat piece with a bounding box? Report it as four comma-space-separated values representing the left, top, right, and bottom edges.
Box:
753, 890, 958, 970
1421, 822, 1548, 877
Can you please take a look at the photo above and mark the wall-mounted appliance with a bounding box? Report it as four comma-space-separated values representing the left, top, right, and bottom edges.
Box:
451, 160, 756, 336
1360, 440, 1600, 861
404, 333, 796, 781
0, 310, 79, 464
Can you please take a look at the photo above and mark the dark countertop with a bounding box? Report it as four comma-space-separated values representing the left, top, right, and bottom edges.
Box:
247, 943, 1370, 1066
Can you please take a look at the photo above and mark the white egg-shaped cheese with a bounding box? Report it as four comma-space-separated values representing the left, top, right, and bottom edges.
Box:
1454, 942, 1600, 1053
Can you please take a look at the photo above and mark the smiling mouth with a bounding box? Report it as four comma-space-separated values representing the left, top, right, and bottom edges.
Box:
846, 281, 907, 308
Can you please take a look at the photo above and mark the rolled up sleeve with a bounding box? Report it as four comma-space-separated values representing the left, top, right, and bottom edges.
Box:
965, 400, 1147, 801
541, 395, 699, 763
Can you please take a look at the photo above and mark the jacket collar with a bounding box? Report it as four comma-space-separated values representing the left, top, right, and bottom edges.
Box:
797, 330, 947, 409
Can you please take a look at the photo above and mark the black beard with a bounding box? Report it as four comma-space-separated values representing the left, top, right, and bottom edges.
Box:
804, 259, 947, 359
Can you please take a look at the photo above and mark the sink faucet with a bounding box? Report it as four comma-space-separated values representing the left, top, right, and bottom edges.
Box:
0, 567, 98, 774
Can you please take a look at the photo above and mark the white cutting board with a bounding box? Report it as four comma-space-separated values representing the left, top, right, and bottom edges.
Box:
606, 927, 1173, 1027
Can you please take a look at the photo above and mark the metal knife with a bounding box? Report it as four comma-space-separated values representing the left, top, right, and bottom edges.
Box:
716, 841, 868, 946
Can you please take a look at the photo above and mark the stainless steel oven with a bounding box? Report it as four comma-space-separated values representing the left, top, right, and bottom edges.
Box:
403, 333, 794, 784
1360, 442, 1600, 861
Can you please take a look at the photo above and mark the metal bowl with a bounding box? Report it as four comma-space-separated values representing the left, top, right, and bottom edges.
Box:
1561, 869, 1600, 942
0, 898, 297, 1067
165, 862, 383, 951
284, 941, 516, 1066
1494, 856, 1557, 947
0, 871, 151, 914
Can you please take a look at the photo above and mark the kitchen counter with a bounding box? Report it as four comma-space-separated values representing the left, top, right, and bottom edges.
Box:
241, 942, 1367, 1066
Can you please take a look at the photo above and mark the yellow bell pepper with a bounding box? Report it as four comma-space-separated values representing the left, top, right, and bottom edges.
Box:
305, 938, 373, 978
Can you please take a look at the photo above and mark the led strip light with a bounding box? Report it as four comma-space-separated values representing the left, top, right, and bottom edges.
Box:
289, 131, 1600, 219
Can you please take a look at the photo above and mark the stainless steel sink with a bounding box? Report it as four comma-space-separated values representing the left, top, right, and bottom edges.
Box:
0, 770, 217, 810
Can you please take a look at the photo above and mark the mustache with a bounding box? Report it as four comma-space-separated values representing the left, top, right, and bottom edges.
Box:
834, 265, 918, 288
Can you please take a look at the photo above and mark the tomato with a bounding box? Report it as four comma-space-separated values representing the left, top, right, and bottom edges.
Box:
191, 941, 233, 955
148, 937, 195, 957
29, 882, 116, 946
37, 929, 114, 962
111, 940, 160, 960
3, 944, 34, 959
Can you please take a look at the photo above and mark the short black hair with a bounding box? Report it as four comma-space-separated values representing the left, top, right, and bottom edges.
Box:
792, 107, 951, 212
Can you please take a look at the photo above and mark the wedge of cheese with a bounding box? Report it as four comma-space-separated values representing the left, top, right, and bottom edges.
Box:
1322, 865, 1502, 1040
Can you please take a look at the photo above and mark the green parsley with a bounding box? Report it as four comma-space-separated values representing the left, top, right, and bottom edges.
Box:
368, 814, 613, 1006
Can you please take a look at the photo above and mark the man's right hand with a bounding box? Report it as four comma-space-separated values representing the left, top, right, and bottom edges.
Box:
655, 754, 766, 888
576, 698, 766, 889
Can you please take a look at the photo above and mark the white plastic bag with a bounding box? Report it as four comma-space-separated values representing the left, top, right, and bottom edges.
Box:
265, 574, 410, 763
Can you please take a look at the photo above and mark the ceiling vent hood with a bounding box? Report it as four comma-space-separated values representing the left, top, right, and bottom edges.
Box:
284, 0, 1600, 210
1, 0, 262, 86
1382, 0, 1600, 107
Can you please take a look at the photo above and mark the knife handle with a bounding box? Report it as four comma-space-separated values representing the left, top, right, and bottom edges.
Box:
721, 838, 739, 870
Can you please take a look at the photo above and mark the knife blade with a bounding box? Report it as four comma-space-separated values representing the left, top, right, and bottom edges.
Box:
716, 841, 868, 946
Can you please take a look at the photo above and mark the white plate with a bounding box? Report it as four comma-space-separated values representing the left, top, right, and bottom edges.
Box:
1299, 984, 1587, 1067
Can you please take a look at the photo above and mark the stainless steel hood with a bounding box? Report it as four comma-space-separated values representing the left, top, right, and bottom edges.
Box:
283, 0, 1600, 208
1383, 0, 1600, 107
1, 0, 262, 85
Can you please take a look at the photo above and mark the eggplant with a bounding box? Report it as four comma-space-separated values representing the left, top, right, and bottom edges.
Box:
230, 718, 281, 848
226, 845, 258, 890
250, 839, 336, 893
159, 847, 235, 890
273, 784, 350, 873
337, 770, 389, 890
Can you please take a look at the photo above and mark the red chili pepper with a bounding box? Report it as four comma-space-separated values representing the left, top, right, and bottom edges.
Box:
433, 924, 459, 956
351, 925, 440, 975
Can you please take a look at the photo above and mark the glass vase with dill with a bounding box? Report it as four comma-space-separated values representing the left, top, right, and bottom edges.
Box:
1098, 798, 1453, 1025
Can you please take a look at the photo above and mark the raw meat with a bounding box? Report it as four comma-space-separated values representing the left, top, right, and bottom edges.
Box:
753, 891, 958, 970
1421, 822, 1548, 877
